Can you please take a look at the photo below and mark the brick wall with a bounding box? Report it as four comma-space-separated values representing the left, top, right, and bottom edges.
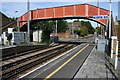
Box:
51, 32, 71, 38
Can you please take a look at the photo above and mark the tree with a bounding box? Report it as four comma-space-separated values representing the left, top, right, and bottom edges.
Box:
80, 26, 88, 35
81, 21, 95, 34
74, 28, 86, 37
31, 20, 68, 43
74, 20, 80, 22
8, 17, 18, 21
57, 20, 68, 33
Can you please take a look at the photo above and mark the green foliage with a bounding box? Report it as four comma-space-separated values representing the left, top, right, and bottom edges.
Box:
74, 29, 81, 35
97, 27, 101, 34
97, 26, 105, 35
74, 21, 95, 37
74, 28, 86, 37
74, 20, 80, 22
8, 17, 18, 21
57, 20, 68, 33
31, 20, 68, 43
81, 21, 95, 34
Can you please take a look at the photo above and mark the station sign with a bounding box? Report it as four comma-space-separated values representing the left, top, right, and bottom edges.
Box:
92, 15, 108, 19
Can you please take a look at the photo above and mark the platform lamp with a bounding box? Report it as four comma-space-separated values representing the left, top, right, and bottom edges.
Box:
27, 0, 30, 43
15, 11, 20, 32
109, 0, 112, 39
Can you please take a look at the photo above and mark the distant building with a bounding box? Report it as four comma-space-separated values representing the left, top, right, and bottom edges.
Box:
67, 22, 81, 33
0, 12, 9, 27
0, 12, 17, 33
114, 16, 120, 41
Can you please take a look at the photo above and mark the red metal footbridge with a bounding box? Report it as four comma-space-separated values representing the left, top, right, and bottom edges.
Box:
18, 3, 110, 28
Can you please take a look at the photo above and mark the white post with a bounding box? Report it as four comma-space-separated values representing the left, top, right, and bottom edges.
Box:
111, 38, 114, 58
115, 40, 118, 69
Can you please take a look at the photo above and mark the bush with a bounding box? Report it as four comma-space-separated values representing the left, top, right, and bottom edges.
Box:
74, 28, 86, 37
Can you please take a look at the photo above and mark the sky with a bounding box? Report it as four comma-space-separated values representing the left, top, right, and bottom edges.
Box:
1, 0, 119, 27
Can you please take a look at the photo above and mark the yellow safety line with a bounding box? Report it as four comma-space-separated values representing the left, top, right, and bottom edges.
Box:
44, 44, 89, 80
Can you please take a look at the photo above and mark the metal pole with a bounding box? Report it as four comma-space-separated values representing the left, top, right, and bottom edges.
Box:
101, 25, 102, 38
15, 11, 20, 32
97, 0, 100, 36
55, 20, 57, 34
17, 20, 20, 32
27, 0, 30, 43
72, 22, 74, 38
97, 0, 100, 16
109, 0, 112, 39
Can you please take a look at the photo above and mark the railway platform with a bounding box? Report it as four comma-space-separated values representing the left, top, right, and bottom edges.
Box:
74, 47, 119, 79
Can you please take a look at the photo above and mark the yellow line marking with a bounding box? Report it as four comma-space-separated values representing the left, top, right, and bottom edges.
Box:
44, 44, 89, 80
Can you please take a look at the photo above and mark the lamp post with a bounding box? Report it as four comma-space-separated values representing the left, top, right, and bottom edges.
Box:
27, 0, 30, 43
109, 0, 112, 39
15, 11, 20, 32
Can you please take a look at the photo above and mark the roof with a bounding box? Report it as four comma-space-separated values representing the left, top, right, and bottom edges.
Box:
0, 12, 8, 19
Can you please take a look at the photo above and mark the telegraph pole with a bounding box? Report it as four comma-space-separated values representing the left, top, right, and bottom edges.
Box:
27, 0, 30, 43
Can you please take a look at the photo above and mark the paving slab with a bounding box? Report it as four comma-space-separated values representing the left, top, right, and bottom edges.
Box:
74, 47, 118, 79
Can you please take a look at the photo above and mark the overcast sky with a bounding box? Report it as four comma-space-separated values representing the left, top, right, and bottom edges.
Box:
1, 1, 119, 27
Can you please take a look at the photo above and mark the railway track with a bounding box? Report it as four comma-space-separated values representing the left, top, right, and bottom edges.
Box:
1, 44, 63, 70
1, 44, 77, 80
2, 44, 57, 61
